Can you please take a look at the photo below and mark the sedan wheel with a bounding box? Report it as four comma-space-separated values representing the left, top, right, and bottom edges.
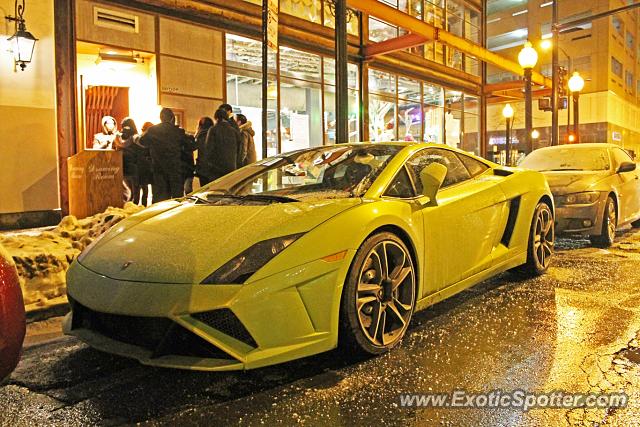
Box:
340, 232, 415, 355
590, 196, 616, 248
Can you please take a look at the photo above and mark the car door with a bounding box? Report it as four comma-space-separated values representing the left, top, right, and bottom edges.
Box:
611, 147, 640, 223
404, 148, 507, 294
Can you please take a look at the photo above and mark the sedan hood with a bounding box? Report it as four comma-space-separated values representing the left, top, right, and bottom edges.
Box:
79, 198, 360, 284
542, 171, 610, 195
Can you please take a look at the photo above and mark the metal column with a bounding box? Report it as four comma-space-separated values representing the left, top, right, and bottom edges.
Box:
335, 0, 349, 144
551, 0, 559, 146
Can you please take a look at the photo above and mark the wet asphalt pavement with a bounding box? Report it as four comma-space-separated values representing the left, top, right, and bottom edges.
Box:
3, 231, 640, 426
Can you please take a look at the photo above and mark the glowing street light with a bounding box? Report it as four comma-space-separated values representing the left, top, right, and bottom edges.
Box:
518, 42, 538, 150
568, 71, 585, 142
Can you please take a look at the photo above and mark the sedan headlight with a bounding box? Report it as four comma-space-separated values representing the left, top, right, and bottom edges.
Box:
201, 233, 303, 284
556, 191, 600, 205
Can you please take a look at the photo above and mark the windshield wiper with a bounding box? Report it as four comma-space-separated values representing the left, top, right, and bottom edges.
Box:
240, 194, 299, 203
186, 195, 213, 204
202, 193, 298, 203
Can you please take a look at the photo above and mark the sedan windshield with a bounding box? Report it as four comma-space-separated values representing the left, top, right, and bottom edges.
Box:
520, 147, 611, 172
193, 145, 401, 202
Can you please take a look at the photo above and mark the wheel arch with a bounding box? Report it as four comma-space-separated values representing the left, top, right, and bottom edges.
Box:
363, 224, 420, 296
539, 194, 554, 215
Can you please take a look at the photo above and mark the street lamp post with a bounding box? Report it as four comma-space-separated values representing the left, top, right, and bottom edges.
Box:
503, 103, 514, 166
568, 71, 584, 143
518, 42, 538, 152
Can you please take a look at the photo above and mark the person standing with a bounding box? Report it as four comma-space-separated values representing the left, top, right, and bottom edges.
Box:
194, 117, 214, 186
236, 114, 257, 166
115, 118, 140, 202
181, 131, 197, 195
92, 116, 120, 150
134, 122, 154, 205
201, 109, 243, 182
219, 103, 240, 130
140, 108, 190, 202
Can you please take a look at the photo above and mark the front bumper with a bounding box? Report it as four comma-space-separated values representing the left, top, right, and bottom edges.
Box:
554, 193, 607, 236
64, 251, 354, 371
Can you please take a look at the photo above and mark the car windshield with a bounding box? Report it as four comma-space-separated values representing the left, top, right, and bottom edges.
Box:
519, 147, 611, 171
193, 145, 401, 203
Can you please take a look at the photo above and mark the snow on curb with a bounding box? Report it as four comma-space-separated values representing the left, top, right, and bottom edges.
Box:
0, 203, 144, 311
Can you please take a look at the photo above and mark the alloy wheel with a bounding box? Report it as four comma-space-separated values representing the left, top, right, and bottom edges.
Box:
356, 241, 415, 347
606, 201, 616, 241
533, 205, 554, 269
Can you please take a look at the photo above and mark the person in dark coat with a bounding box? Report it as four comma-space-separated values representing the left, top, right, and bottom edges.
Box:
181, 132, 197, 195
201, 109, 243, 182
140, 108, 191, 203
236, 114, 257, 166
219, 103, 240, 130
116, 117, 140, 203
194, 117, 214, 186
135, 122, 154, 205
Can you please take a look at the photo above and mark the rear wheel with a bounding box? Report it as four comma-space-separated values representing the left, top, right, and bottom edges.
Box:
339, 232, 416, 355
590, 196, 616, 247
512, 201, 554, 277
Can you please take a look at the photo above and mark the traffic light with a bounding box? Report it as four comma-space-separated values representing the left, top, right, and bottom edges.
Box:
558, 66, 568, 99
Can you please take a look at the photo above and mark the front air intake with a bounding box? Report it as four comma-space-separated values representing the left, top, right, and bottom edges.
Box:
192, 309, 258, 348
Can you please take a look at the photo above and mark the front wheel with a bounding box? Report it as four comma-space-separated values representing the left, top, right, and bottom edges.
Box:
512, 201, 554, 277
590, 196, 616, 247
339, 232, 416, 356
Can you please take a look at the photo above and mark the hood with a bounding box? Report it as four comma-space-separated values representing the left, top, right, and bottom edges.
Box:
542, 170, 610, 195
79, 198, 361, 284
240, 121, 255, 136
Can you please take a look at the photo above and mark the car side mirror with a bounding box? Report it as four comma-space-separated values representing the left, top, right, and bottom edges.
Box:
418, 163, 447, 206
617, 162, 637, 173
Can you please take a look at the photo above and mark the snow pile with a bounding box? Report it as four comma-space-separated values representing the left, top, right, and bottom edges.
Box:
0, 203, 143, 311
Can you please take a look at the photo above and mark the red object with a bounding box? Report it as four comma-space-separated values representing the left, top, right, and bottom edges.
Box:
0, 246, 25, 382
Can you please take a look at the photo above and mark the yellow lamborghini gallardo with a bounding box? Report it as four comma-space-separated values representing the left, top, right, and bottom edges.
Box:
64, 143, 554, 371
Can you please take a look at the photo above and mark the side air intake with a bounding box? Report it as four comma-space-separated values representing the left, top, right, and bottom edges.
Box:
500, 196, 521, 247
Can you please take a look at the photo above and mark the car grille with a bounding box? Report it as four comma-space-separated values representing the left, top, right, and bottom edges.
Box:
192, 308, 258, 348
69, 298, 235, 360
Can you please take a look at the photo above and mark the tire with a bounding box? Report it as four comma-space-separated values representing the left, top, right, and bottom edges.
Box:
512, 201, 554, 277
339, 232, 416, 356
590, 196, 616, 248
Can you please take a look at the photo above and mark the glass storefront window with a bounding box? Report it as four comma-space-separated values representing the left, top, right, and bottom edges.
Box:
280, 78, 323, 152
280, 0, 321, 24
398, 99, 422, 141
226, 71, 278, 160
369, 17, 398, 42
465, 8, 481, 43
425, 0, 445, 28
399, 0, 422, 19
226, 34, 275, 71
462, 95, 480, 154
280, 47, 321, 82
447, 48, 463, 70
423, 83, 443, 143
369, 95, 397, 142
369, 69, 396, 96
323, 58, 359, 89
445, 90, 463, 148
324, 86, 360, 144
398, 76, 421, 101
465, 55, 480, 76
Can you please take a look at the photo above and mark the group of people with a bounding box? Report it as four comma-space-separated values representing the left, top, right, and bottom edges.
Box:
92, 104, 256, 205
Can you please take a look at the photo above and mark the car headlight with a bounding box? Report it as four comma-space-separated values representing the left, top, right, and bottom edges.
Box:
201, 233, 303, 284
557, 191, 600, 205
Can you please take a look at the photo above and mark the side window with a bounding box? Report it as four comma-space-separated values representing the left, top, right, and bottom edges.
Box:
406, 148, 472, 194
456, 152, 489, 177
384, 167, 415, 198
613, 148, 634, 168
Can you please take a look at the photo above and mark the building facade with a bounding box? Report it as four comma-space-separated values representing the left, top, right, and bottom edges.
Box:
1, 0, 490, 225
486, 0, 640, 159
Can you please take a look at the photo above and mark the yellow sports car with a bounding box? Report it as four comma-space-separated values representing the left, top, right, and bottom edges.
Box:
64, 143, 554, 371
